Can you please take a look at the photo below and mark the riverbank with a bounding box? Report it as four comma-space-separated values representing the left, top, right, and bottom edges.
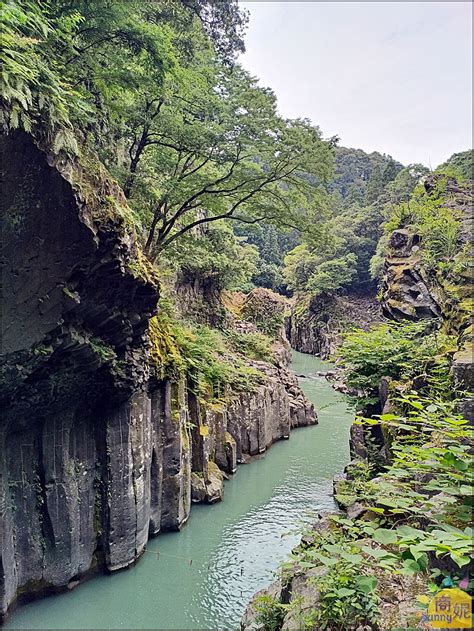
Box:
3, 352, 354, 630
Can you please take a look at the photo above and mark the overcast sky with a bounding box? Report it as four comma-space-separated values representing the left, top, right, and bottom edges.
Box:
240, 1, 472, 167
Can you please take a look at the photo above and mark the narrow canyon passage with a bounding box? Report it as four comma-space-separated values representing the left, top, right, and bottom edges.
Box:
4, 352, 354, 630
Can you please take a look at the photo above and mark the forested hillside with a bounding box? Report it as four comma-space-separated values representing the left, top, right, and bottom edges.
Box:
1, 1, 472, 629
0, 0, 432, 299
244, 166, 474, 631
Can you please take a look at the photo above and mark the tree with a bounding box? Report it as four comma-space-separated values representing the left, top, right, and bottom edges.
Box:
329, 147, 402, 207
436, 150, 473, 181
2, 1, 334, 271
1, 0, 247, 146
306, 254, 357, 293
164, 220, 259, 291
385, 163, 430, 204
124, 63, 333, 259
283, 244, 319, 293
283, 245, 357, 295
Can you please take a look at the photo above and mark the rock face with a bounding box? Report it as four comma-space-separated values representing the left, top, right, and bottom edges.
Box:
175, 273, 229, 327
381, 174, 473, 419
286, 293, 382, 359
0, 132, 317, 621
381, 229, 443, 320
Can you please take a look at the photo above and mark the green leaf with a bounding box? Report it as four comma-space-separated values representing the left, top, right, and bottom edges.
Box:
368, 507, 386, 514
401, 558, 421, 574
337, 588, 355, 597
356, 576, 377, 594
379, 413, 399, 421
313, 554, 338, 567
451, 553, 471, 568
396, 525, 423, 540
373, 528, 398, 544
339, 551, 363, 563
362, 546, 397, 561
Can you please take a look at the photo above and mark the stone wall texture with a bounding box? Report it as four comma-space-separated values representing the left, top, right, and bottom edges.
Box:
0, 132, 316, 621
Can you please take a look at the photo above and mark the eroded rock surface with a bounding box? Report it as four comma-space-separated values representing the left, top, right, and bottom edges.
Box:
286, 293, 382, 359
0, 131, 317, 621
381, 229, 443, 320
381, 174, 473, 419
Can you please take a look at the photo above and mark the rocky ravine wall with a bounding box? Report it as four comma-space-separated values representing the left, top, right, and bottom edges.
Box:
241, 175, 474, 631
0, 132, 316, 621
382, 174, 473, 420
286, 293, 382, 359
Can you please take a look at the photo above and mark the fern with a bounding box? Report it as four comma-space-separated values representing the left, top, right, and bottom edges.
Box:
0, 0, 81, 152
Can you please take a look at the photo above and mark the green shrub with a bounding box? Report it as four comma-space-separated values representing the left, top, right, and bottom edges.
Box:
224, 330, 274, 363
338, 320, 455, 400
305, 561, 380, 630
172, 323, 264, 400
254, 595, 289, 631
383, 177, 464, 272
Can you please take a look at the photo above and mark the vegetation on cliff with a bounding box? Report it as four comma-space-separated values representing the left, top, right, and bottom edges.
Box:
252, 174, 473, 631
1, 0, 334, 271
1, 2, 472, 628
254, 321, 472, 630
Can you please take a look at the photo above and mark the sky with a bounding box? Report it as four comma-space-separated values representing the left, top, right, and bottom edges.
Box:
240, 1, 472, 167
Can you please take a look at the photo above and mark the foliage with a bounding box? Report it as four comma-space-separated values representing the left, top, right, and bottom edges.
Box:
375, 174, 467, 277
224, 330, 273, 363
436, 150, 473, 181
306, 254, 358, 294
369, 233, 389, 281
385, 178, 461, 269
329, 146, 403, 206
276, 390, 473, 628
254, 595, 289, 631
280, 522, 381, 629
129, 64, 334, 257
282, 150, 422, 296
385, 163, 430, 204
233, 222, 299, 293
275, 303, 473, 628
356, 396, 472, 512
164, 221, 260, 291
14, 0, 335, 259
89, 337, 116, 362
149, 304, 265, 401
284, 245, 357, 295
0, 0, 80, 150
305, 561, 380, 630
237, 148, 423, 297
338, 320, 455, 399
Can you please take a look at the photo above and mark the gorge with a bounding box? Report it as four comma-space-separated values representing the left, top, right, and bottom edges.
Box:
1, 2, 472, 630
3, 352, 355, 629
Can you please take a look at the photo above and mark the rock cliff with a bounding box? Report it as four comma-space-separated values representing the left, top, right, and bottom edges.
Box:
0, 132, 316, 621
286, 293, 382, 359
381, 175, 473, 418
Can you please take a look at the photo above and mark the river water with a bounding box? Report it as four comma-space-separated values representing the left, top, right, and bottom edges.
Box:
5, 351, 354, 630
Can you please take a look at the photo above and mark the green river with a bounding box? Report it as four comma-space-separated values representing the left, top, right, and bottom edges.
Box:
5, 351, 354, 630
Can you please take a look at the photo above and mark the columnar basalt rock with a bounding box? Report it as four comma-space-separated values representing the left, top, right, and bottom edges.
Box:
0, 131, 317, 621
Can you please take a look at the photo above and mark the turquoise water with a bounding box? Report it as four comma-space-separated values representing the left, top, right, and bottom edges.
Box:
5, 351, 354, 630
